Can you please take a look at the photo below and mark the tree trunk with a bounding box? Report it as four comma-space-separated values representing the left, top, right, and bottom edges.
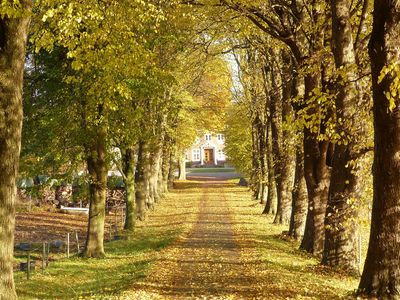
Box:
161, 144, 171, 193
84, 128, 107, 258
157, 155, 164, 198
358, 2, 400, 297
256, 108, 268, 204
263, 121, 277, 214
269, 58, 293, 225
0, 4, 31, 298
289, 144, 308, 239
167, 152, 175, 190
150, 145, 163, 203
300, 72, 332, 257
178, 151, 186, 180
259, 183, 268, 204
322, 0, 360, 273
147, 159, 154, 209
135, 140, 150, 220
258, 125, 268, 204
121, 146, 137, 232
250, 113, 262, 200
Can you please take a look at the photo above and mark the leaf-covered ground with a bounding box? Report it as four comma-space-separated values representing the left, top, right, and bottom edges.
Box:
15, 180, 359, 299
121, 181, 358, 299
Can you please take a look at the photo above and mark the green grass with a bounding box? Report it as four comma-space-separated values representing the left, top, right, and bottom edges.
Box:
14, 183, 200, 300
15, 232, 179, 299
186, 167, 236, 173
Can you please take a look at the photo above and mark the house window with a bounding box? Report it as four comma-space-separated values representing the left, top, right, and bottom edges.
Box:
195, 137, 200, 145
218, 149, 225, 160
205, 134, 211, 141
192, 149, 201, 161
217, 134, 225, 141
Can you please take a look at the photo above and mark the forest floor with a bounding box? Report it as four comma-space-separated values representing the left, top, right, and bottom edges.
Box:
15, 179, 360, 299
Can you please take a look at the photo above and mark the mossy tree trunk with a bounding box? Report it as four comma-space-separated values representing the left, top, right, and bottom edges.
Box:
0, 3, 31, 298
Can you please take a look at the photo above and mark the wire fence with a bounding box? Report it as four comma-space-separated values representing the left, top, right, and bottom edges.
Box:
16, 205, 126, 280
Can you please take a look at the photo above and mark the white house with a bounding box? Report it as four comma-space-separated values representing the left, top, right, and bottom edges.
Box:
185, 132, 227, 167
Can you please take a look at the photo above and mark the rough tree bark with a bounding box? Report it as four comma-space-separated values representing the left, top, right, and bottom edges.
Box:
0, 2, 31, 298
358, 1, 400, 297
84, 128, 107, 258
322, 0, 360, 273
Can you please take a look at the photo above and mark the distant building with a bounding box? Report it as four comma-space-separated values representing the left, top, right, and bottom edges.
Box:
185, 132, 227, 167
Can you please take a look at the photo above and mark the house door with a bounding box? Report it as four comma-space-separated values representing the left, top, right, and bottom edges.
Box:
204, 149, 214, 165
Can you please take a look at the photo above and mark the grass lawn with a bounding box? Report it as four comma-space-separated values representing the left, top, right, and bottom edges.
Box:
14, 183, 201, 299
186, 167, 236, 173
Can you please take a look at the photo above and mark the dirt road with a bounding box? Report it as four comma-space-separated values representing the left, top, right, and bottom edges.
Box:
125, 181, 260, 299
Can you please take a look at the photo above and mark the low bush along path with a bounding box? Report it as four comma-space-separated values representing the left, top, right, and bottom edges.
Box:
122, 180, 358, 299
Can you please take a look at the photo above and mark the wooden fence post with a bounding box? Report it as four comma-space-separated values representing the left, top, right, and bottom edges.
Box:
75, 231, 80, 254
114, 208, 117, 232
67, 233, 70, 258
46, 243, 50, 267
42, 242, 46, 273
121, 207, 124, 229
27, 251, 31, 280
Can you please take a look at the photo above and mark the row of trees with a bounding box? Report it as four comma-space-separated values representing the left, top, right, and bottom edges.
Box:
2, 0, 400, 298
220, 0, 400, 297
0, 1, 230, 298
